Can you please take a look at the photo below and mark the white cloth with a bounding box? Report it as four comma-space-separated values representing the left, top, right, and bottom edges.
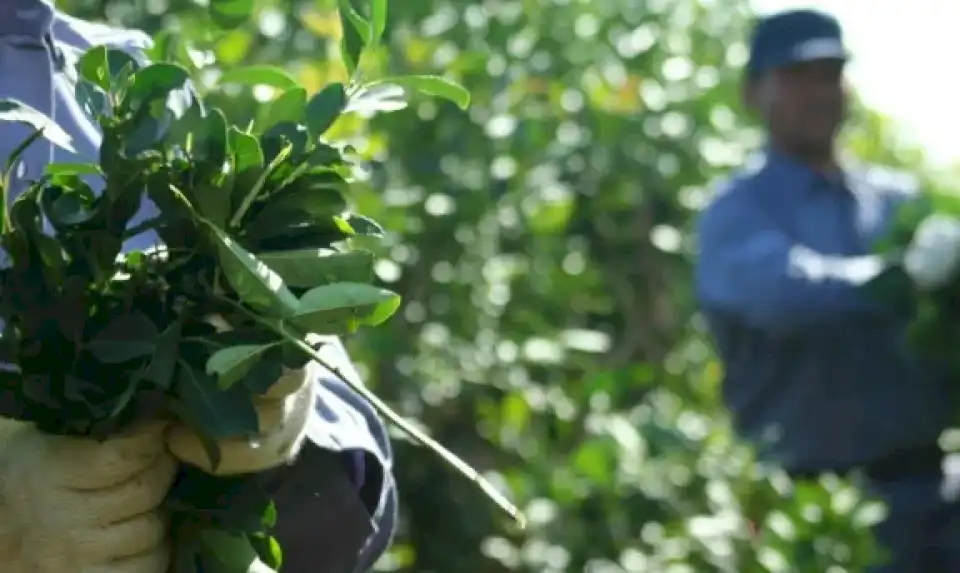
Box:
903, 213, 960, 290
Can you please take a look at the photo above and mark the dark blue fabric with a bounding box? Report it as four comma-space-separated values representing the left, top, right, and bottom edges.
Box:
319, 378, 398, 571
307, 340, 398, 571
747, 9, 848, 77
695, 149, 952, 473
855, 472, 960, 572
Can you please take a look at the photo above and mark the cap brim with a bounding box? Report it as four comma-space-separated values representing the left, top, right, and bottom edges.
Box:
792, 37, 848, 63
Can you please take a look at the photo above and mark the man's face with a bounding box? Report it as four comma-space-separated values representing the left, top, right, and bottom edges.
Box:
750, 59, 847, 152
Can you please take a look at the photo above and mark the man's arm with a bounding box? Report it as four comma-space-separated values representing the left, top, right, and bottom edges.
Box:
259, 341, 397, 573
695, 184, 887, 332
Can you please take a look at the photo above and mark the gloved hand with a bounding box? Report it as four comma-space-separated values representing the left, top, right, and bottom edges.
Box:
166, 365, 316, 475
0, 419, 176, 573
903, 213, 960, 290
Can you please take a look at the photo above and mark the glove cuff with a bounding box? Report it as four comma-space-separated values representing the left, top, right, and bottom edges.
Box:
167, 369, 315, 475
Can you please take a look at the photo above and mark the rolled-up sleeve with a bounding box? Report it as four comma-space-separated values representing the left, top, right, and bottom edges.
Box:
261, 340, 397, 573
308, 343, 397, 571
695, 185, 886, 332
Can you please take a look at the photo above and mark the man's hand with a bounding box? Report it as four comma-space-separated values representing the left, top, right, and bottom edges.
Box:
0, 420, 176, 573
166, 367, 315, 475
903, 213, 960, 290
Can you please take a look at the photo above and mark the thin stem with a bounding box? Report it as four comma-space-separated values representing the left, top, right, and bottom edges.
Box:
215, 294, 526, 527
282, 328, 525, 527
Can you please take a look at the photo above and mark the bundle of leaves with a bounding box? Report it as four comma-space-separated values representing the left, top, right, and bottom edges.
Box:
866, 193, 960, 378
0, 29, 520, 573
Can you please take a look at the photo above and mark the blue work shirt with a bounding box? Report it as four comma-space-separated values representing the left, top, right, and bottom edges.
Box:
0, 1, 396, 570
696, 148, 952, 473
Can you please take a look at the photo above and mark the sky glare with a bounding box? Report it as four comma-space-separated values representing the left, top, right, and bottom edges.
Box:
750, 0, 956, 167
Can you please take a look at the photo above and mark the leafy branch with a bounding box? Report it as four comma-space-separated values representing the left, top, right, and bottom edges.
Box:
0, 3, 517, 571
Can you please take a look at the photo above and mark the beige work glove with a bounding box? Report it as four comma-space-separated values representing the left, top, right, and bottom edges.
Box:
0, 419, 176, 573
903, 213, 960, 290
166, 365, 316, 475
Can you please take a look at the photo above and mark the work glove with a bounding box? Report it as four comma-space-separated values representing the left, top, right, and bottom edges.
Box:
0, 419, 176, 573
166, 361, 316, 476
903, 213, 960, 290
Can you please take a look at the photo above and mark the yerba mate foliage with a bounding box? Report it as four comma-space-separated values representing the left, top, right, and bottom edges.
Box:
0, 2, 521, 571
866, 191, 960, 384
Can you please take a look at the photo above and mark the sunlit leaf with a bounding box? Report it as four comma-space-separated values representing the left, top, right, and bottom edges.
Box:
219, 66, 300, 90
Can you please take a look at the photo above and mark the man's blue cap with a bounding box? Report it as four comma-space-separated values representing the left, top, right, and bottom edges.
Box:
747, 9, 848, 78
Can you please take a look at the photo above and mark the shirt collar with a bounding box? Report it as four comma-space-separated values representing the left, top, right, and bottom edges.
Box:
762, 145, 848, 197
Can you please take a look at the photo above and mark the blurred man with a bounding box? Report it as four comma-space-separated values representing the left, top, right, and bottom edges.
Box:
696, 9, 960, 572
0, 1, 396, 572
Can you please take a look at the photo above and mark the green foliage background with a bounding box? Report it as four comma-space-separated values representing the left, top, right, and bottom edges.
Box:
58, 0, 954, 570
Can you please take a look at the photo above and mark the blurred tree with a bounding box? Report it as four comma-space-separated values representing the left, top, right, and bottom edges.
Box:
57, 0, 946, 571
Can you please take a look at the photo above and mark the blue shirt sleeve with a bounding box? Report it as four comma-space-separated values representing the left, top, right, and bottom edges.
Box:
305, 340, 397, 570
695, 182, 888, 332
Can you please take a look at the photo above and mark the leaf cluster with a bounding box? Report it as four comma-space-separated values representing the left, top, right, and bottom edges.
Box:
0, 47, 396, 443
0, 2, 518, 569
0, 43, 408, 570
867, 194, 960, 380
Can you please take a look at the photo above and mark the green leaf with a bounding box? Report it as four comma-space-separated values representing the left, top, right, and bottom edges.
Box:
75, 80, 109, 119
76, 45, 111, 90
359, 291, 402, 326
340, 213, 385, 237
212, 231, 300, 318
194, 184, 232, 230
209, 0, 254, 29
106, 374, 144, 421
76, 46, 140, 91
239, 350, 284, 395
176, 365, 260, 440
230, 134, 295, 226
198, 530, 259, 572
194, 108, 230, 168
338, 0, 368, 75
259, 122, 309, 162
191, 113, 232, 225
255, 249, 375, 287
250, 535, 282, 570
144, 322, 182, 389
242, 173, 348, 242
166, 467, 276, 532
206, 344, 276, 389
290, 282, 400, 331
86, 312, 160, 363
253, 178, 347, 221
263, 87, 307, 130
119, 113, 163, 155
32, 233, 66, 285
41, 181, 98, 227
147, 29, 185, 66
229, 128, 264, 173
306, 83, 347, 139
45, 162, 102, 177
218, 66, 299, 90
0, 99, 75, 153
125, 63, 191, 108
301, 142, 345, 169
338, 0, 371, 41
368, 76, 471, 110
370, 0, 387, 47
